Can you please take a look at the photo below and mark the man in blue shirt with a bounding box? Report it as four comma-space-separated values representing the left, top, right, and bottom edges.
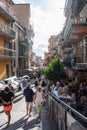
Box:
23, 83, 34, 116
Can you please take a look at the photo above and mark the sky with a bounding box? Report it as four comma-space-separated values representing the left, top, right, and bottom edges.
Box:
13, 0, 66, 58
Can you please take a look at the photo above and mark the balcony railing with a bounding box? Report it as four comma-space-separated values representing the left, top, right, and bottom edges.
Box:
48, 93, 87, 130
0, 1, 15, 21
63, 17, 87, 41
64, 0, 72, 17
19, 46, 29, 58
74, 44, 87, 63
19, 53, 29, 58
0, 22, 15, 39
0, 46, 16, 59
74, 63, 87, 70
20, 41, 29, 47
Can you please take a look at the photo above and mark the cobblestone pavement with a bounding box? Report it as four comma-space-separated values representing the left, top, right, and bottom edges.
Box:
0, 93, 52, 130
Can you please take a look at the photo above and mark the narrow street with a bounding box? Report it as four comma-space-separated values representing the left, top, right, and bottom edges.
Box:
0, 93, 52, 130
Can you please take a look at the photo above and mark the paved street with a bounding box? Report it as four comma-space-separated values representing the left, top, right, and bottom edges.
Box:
0, 93, 52, 130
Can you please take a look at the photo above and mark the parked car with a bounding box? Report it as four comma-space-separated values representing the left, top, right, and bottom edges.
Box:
0, 80, 5, 92
11, 76, 22, 90
22, 75, 30, 82
0, 81, 5, 103
23, 69, 34, 79
3, 76, 20, 92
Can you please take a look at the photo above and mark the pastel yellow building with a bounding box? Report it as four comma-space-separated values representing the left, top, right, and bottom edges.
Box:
0, 0, 15, 79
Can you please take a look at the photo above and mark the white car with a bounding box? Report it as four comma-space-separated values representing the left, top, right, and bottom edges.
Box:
3, 76, 20, 92
0, 81, 5, 92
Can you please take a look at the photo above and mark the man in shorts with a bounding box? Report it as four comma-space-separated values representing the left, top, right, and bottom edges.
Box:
0, 87, 14, 127
23, 83, 34, 116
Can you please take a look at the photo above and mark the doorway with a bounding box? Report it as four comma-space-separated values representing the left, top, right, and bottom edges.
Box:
6, 64, 10, 78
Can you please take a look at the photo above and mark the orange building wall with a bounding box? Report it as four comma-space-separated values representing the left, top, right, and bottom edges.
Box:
0, 60, 11, 80
0, 0, 13, 80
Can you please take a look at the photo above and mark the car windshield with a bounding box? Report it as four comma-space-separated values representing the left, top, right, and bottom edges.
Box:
24, 76, 28, 79
3, 80, 8, 84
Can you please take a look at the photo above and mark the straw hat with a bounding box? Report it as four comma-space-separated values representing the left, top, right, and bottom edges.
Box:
37, 86, 42, 91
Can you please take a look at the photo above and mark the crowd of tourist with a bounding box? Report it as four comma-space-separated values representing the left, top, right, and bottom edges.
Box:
49, 79, 87, 117
0, 71, 47, 128
0, 69, 87, 128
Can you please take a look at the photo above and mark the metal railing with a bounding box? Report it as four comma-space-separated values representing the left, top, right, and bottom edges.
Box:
64, 0, 72, 17
63, 17, 73, 41
0, 46, 16, 59
19, 45, 29, 58
48, 93, 87, 130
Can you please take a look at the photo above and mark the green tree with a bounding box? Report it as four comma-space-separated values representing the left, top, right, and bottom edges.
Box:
44, 56, 67, 82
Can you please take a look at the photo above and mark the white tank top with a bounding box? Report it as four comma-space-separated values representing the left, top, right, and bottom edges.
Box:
35, 91, 43, 105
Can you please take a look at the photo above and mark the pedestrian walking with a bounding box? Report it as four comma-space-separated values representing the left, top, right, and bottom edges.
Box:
0, 87, 14, 127
23, 83, 34, 116
8, 81, 15, 93
34, 86, 45, 118
34, 77, 39, 87
20, 77, 27, 91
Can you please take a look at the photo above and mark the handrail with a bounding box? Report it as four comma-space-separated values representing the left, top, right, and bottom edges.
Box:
0, 46, 16, 58
51, 93, 87, 123
0, 46, 17, 51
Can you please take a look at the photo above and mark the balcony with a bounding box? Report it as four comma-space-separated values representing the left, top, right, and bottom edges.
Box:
19, 52, 29, 58
64, 0, 72, 17
19, 45, 29, 58
0, 22, 15, 39
63, 17, 73, 41
19, 41, 28, 47
69, 44, 87, 70
0, 46, 16, 59
74, 63, 87, 71
0, 1, 15, 22
25, 38, 33, 49
63, 47, 73, 54
62, 44, 73, 54
63, 17, 87, 43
